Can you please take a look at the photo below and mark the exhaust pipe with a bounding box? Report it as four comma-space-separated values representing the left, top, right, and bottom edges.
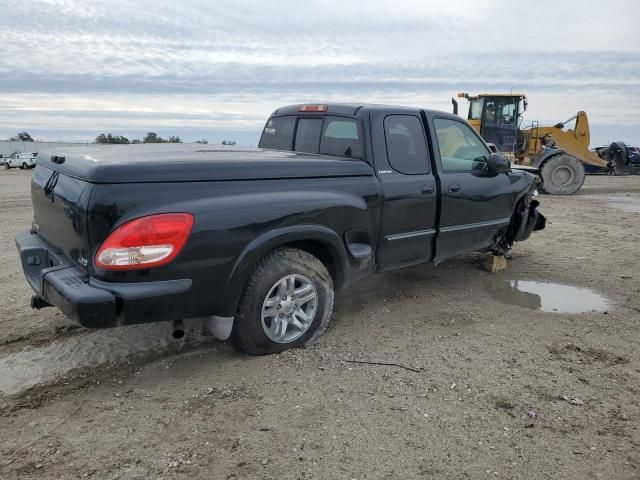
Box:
172, 319, 185, 339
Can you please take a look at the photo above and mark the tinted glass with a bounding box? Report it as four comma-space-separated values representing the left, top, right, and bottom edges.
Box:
294, 118, 322, 153
259, 116, 296, 150
434, 118, 490, 172
319, 117, 362, 159
484, 98, 518, 126
383, 115, 429, 175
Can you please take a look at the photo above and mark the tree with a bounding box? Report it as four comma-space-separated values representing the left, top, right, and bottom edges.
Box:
95, 133, 130, 144
10, 131, 34, 142
143, 132, 161, 143
142, 132, 182, 143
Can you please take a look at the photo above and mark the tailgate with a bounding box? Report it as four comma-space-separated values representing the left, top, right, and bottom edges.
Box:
31, 164, 93, 269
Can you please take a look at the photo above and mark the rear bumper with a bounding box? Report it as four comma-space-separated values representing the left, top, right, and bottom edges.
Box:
15, 230, 192, 328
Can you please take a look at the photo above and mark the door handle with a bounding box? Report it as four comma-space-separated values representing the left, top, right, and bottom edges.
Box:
448, 184, 461, 193
421, 185, 435, 195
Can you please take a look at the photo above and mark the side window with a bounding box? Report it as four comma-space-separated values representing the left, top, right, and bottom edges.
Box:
259, 116, 296, 150
383, 115, 429, 175
434, 118, 490, 172
469, 99, 483, 121
319, 117, 362, 159
294, 118, 322, 153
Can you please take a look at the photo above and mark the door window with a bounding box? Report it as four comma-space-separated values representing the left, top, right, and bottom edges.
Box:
434, 118, 490, 172
383, 115, 429, 175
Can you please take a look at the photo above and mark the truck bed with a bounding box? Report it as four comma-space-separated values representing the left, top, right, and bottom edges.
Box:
37, 144, 373, 183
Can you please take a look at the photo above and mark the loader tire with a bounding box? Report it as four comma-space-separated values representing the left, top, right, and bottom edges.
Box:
609, 141, 630, 175
540, 154, 585, 195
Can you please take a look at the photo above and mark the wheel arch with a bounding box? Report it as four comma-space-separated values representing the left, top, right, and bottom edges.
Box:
219, 225, 350, 317
530, 148, 565, 169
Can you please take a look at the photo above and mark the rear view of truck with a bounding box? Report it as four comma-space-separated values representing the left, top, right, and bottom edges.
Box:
18, 156, 196, 328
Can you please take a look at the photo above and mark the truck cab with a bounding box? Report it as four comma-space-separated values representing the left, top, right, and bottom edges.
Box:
259, 104, 541, 268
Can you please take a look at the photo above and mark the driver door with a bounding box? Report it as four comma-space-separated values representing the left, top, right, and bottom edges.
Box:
431, 117, 514, 263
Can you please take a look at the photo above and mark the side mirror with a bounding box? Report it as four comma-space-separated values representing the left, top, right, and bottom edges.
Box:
486, 153, 511, 175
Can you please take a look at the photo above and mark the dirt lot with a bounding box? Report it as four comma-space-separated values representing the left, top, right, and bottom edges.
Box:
0, 169, 639, 479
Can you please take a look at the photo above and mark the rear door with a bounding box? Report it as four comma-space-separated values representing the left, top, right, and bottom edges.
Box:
428, 116, 514, 263
372, 110, 438, 270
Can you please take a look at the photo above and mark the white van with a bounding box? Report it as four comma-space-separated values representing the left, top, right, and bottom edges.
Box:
5, 152, 37, 169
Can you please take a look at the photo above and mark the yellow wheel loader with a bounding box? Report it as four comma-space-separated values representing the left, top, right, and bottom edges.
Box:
452, 93, 630, 194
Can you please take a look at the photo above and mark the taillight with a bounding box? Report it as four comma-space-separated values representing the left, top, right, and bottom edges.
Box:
95, 213, 194, 270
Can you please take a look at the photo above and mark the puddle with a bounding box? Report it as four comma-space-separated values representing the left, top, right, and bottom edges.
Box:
485, 280, 609, 313
0, 319, 217, 396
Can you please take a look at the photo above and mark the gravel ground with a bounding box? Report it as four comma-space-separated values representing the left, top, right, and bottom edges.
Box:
0, 169, 639, 480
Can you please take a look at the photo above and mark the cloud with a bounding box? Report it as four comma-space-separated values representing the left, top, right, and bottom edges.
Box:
0, 0, 638, 143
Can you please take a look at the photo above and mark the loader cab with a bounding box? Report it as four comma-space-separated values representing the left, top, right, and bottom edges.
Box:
458, 93, 527, 154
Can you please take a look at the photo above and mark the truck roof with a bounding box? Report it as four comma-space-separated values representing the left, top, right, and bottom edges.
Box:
271, 103, 448, 117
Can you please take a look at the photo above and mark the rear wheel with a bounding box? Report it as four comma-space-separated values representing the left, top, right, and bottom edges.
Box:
21, 162, 28, 169
540, 154, 585, 195
234, 248, 334, 355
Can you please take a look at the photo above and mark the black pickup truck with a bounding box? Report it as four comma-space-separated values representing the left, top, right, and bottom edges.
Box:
16, 104, 544, 354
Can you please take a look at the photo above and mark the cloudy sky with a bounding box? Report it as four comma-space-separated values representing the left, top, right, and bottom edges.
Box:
0, 0, 639, 146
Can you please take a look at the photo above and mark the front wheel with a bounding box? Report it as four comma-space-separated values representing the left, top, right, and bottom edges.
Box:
540, 154, 585, 195
234, 248, 334, 355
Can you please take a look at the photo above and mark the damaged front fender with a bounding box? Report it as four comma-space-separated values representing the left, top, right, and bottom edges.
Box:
513, 199, 545, 242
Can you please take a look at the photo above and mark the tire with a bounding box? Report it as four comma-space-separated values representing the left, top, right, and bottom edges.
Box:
21, 162, 28, 169
540, 154, 585, 195
4, 163, 9, 170
234, 248, 334, 355
609, 141, 630, 175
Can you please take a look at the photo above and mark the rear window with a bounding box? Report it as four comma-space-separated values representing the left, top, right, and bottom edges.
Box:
294, 118, 323, 153
259, 116, 296, 150
320, 118, 362, 159
259, 115, 363, 159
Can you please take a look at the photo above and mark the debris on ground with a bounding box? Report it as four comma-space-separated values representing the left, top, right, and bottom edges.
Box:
562, 395, 584, 406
